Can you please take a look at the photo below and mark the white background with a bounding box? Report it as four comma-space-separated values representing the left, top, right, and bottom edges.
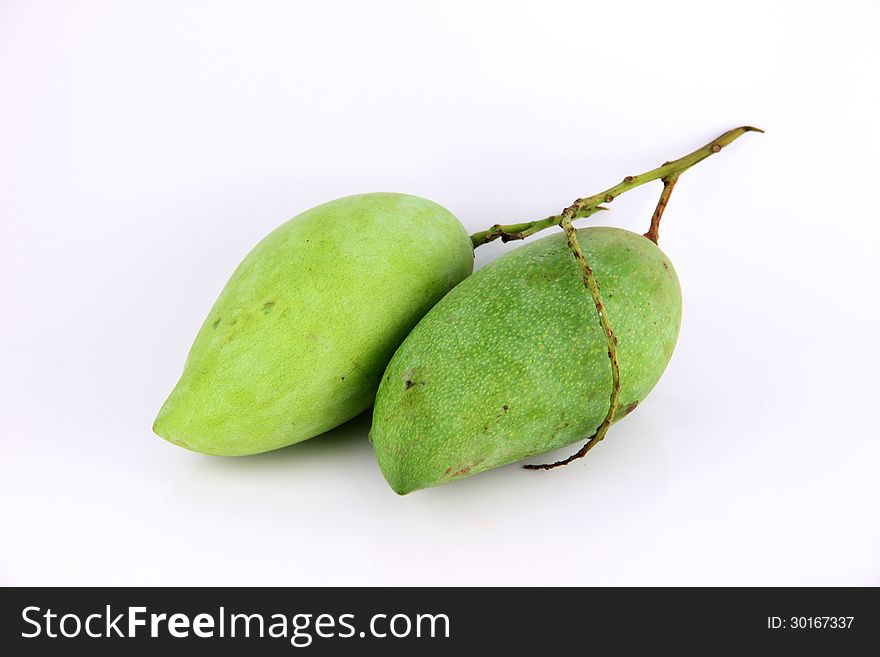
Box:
2, 0, 878, 586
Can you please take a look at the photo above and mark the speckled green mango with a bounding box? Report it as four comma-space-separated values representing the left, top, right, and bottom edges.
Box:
154, 193, 473, 456
371, 226, 682, 494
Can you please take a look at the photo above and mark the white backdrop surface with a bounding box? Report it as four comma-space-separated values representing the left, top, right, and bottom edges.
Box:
1, 0, 878, 585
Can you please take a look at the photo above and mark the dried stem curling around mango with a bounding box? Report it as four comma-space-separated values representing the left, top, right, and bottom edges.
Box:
469, 126, 763, 469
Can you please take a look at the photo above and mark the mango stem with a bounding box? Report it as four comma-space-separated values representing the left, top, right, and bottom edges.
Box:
469, 125, 763, 249
523, 214, 621, 470
517, 127, 761, 469
643, 174, 678, 245
477, 126, 762, 470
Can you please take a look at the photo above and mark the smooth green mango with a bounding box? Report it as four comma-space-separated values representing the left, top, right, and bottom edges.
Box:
154, 193, 473, 455
371, 226, 682, 494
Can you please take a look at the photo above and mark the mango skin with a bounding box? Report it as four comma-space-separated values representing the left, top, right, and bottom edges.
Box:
154, 193, 473, 456
371, 227, 682, 494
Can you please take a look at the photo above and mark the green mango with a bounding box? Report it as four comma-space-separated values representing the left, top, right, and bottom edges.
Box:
154, 193, 473, 456
371, 226, 682, 494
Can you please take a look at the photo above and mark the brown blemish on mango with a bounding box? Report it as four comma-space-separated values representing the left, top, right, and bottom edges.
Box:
446, 458, 485, 478
617, 399, 640, 418
402, 368, 425, 391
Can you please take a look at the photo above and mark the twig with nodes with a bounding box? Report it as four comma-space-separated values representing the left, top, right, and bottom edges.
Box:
468, 126, 763, 469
